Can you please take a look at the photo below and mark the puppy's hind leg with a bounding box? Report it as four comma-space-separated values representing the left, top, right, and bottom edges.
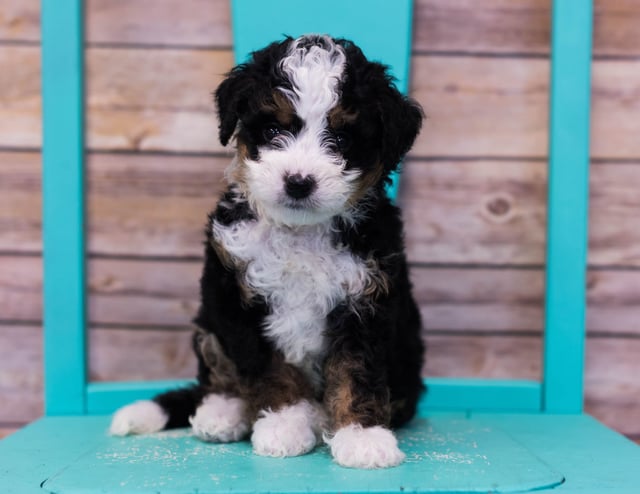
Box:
110, 385, 207, 436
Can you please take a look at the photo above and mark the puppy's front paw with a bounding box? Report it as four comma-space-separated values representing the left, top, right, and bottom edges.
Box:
190, 394, 249, 443
109, 400, 168, 436
251, 401, 322, 457
325, 424, 405, 469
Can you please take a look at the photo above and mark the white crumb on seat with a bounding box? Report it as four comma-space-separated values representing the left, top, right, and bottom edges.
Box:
109, 400, 168, 436
189, 394, 249, 443
251, 400, 326, 457
325, 424, 405, 469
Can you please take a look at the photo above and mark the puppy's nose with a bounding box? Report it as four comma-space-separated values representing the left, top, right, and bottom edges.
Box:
284, 173, 317, 200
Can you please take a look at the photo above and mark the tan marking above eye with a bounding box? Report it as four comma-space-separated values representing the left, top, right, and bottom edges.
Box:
328, 105, 359, 129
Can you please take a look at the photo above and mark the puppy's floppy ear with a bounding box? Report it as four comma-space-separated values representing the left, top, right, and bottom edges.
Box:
377, 82, 424, 173
214, 65, 254, 146
214, 38, 293, 147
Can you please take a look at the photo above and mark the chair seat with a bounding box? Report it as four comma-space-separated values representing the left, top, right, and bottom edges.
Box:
1, 412, 639, 493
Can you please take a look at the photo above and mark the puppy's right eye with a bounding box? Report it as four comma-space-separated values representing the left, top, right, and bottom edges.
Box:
262, 124, 281, 142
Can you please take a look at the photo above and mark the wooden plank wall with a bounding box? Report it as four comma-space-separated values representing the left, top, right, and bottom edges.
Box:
1, 0, 639, 440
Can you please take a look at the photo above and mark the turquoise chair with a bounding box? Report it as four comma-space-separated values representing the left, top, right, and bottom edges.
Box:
1, 0, 639, 492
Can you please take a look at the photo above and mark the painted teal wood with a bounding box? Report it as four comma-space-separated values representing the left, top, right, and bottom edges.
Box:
421, 379, 541, 413
543, 0, 593, 414
86, 378, 541, 415
87, 380, 197, 414
230, 0, 414, 200
41, 0, 87, 416
3, 413, 640, 493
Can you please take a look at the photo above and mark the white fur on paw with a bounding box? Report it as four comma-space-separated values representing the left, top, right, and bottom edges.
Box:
251, 400, 324, 457
325, 424, 405, 469
189, 394, 249, 443
109, 400, 168, 436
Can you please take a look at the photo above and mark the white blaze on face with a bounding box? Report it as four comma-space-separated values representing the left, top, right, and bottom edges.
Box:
279, 36, 346, 126
243, 36, 358, 226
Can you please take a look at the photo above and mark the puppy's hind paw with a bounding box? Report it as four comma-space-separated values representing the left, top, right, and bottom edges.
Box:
109, 400, 168, 436
325, 424, 405, 469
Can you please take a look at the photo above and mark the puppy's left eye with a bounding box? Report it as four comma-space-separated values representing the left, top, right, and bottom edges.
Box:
333, 131, 352, 153
263, 124, 282, 142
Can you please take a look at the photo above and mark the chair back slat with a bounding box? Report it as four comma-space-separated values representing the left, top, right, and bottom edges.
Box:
543, 0, 594, 413
41, 0, 87, 416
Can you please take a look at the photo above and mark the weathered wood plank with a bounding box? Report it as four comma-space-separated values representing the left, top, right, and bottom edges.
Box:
85, 330, 640, 436
5, 0, 640, 58
412, 268, 544, 332
4, 153, 640, 267
87, 330, 640, 436
0, 152, 41, 254
592, 0, 640, 57
0, 0, 231, 46
0, 325, 42, 423
3, 46, 640, 159
414, 0, 550, 55
416, 0, 640, 57
0, 256, 42, 322
591, 61, 640, 159
1, 325, 639, 435
85, 263, 640, 335
0, 46, 41, 149
584, 337, 640, 438
0, 1, 39, 42
88, 258, 200, 327
86, 152, 228, 256
89, 327, 196, 382
85, 48, 233, 153
5, 254, 640, 336
401, 160, 548, 265
86, 0, 231, 47
410, 56, 550, 158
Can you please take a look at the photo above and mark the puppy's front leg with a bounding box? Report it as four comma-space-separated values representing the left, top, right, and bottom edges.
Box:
249, 355, 327, 458
323, 306, 405, 469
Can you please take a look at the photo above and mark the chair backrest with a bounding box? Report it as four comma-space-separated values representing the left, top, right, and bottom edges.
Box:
41, 0, 593, 416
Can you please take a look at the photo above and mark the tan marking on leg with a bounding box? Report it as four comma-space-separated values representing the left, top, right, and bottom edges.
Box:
248, 353, 316, 422
324, 354, 391, 429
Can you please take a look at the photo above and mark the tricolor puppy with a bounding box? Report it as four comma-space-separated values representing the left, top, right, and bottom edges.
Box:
110, 34, 425, 469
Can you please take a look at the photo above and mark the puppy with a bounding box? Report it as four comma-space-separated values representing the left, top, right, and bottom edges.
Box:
110, 34, 425, 469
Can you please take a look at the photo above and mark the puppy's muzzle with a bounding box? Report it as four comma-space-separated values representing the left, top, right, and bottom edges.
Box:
284, 173, 317, 200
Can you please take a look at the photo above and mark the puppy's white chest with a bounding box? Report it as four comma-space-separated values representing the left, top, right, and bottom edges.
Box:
213, 219, 370, 368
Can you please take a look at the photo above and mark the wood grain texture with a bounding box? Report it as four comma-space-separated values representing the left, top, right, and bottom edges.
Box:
1, 325, 638, 435
4, 255, 640, 336
3, 153, 640, 267
4, 0, 640, 58
0, 152, 41, 254
4, 46, 640, 159
86, 152, 228, 256
415, 0, 640, 57
86, 0, 231, 47
85, 48, 233, 153
584, 337, 640, 438
0, 325, 42, 423
414, 0, 550, 55
84, 332, 640, 437
0, 1, 39, 42
401, 159, 547, 265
